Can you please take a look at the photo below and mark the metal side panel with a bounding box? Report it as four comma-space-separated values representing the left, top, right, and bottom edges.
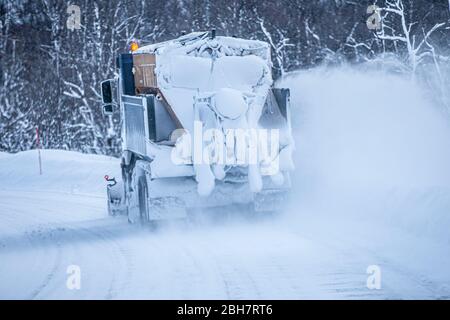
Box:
259, 88, 291, 130
272, 88, 290, 119
123, 95, 146, 155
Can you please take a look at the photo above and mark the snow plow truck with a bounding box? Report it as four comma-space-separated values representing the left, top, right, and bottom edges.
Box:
100, 31, 295, 223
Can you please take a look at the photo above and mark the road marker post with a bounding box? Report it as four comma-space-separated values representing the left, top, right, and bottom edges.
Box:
36, 127, 42, 175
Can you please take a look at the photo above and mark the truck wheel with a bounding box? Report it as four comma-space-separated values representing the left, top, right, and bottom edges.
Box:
138, 177, 149, 223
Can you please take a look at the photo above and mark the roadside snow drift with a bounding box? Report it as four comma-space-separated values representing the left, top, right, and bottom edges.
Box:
0, 150, 120, 194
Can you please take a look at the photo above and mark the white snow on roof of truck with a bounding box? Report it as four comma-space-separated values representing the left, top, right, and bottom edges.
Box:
135, 32, 274, 133
135, 32, 271, 62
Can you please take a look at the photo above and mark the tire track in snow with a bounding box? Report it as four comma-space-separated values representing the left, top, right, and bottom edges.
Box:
27, 238, 63, 300
0, 201, 65, 300
190, 230, 262, 299
94, 226, 135, 299
287, 224, 447, 299
0, 191, 133, 299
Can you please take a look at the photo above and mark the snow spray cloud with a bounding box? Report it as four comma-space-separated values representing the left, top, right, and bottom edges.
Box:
170, 121, 281, 175
279, 65, 450, 238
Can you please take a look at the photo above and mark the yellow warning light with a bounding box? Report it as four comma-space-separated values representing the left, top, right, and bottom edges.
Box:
130, 41, 139, 52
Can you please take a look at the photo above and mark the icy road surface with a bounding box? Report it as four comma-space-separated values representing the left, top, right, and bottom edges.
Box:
0, 150, 449, 299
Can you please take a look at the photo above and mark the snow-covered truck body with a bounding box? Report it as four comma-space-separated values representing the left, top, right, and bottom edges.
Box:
101, 31, 294, 222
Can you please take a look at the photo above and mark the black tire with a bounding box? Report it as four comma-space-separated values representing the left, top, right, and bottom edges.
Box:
138, 177, 149, 223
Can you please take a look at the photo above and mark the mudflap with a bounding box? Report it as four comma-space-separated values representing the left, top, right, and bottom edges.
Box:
107, 181, 127, 216
253, 189, 288, 212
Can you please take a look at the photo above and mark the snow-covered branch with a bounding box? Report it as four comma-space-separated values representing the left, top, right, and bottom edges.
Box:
259, 19, 294, 76
377, 0, 447, 75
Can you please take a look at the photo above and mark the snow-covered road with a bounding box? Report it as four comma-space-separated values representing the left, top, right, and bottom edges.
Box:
0, 166, 449, 299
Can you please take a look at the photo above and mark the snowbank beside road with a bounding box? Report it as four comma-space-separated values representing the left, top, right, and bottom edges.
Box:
0, 152, 10, 159
279, 67, 450, 243
0, 149, 120, 195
